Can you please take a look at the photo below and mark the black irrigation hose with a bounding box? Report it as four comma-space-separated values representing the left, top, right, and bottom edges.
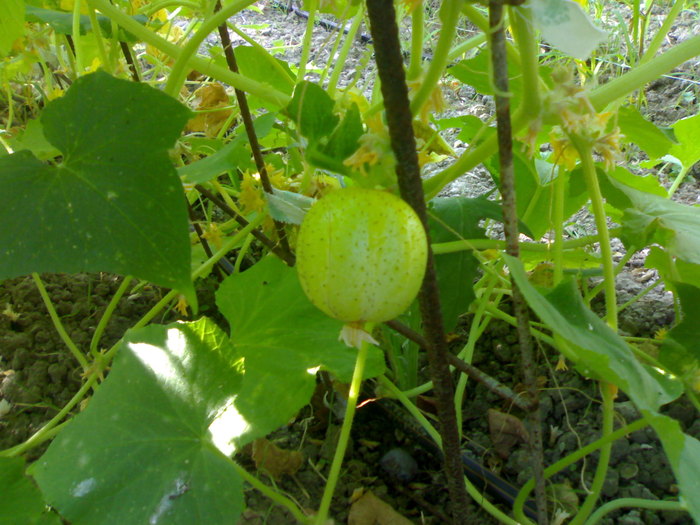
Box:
374, 398, 539, 521
269, 0, 373, 43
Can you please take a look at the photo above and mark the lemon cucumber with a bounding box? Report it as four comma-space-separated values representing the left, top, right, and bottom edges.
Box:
296, 188, 428, 325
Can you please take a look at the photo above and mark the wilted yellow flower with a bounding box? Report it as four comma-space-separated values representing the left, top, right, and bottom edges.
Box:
343, 133, 384, 174
550, 132, 579, 171
175, 295, 189, 317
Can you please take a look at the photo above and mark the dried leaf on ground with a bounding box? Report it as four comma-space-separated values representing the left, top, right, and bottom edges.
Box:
252, 438, 304, 480
348, 489, 413, 525
488, 408, 529, 459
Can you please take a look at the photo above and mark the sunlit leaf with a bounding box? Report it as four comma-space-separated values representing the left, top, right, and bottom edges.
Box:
216, 257, 385, 444
0, 0, 24, 56
31, 319, 245, 525
528, 0, 607, 60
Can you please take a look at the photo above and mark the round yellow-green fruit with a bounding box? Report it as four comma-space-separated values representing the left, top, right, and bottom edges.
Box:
296, 187, 428, 324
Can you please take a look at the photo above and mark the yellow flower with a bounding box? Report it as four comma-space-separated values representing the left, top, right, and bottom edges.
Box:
343, 133, 384, 174
202, 222, 223, 250
550, 131, 579, 171
555, 355, 568, 371
238, 173, 266, 214
175, 295, 189, 317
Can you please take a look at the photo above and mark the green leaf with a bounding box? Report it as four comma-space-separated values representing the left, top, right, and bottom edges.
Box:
449, 50, 524, 108
322, 103, 363, 161
608, 176, 700, 264
659, 283, 700, 382
31, 319, 245, 525
0, 0, 24, 56
667, 112, 700, 172
618, 106, 674, 160
529, 0, 607, 60
235, 46, 295, 111
265, 187, 314, 224
178, 113, 277, 185
0, 71, 195, 304
0, 457, 45, 524
25, 5, 148, 41
216, 257, 385, 444
428, 196, 490, 331
286, 81, 339, 143
645, 246, 700, 290
644, 413, 700, 522
6, 118, 60, 160
504, 254, 681, 411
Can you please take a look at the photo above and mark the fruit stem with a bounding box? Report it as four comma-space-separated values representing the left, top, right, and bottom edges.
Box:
314, 325, 371, 524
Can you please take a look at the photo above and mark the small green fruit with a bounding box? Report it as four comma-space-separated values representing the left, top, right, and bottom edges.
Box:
296, 188, 428, 325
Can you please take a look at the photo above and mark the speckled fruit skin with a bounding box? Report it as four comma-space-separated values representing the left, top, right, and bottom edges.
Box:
296, 188, 428, 324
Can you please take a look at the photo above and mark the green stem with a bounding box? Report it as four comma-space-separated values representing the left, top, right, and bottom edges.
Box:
86, 0, 289, 107
640, 0, 685, 64
510, 5, 541, 119
314, 327, 371, 525
589, 32, 700, 111
586, 497, 686, 525
406, 1, 424, 81
87, 3, 111, 73
573, 138, 617, 330
409, 0, 463, 117
142, 0, 201, 16
0, 373, 99, 457
72, 0, 83, 72
297, 0, 317, 82
89, 276, 133, 358
552, 168, 567, 285
571, 382, 615, 525
513, 417, 648, 523
32, 273, 90, 372
667, 165, 689, 198
165, 0, 255, 97
327, 5, 364, 97
224, 453, 308, 523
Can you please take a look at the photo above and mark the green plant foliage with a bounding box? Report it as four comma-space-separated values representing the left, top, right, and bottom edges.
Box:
666, 112, 700, 173
216, 257, 385, 444
449, 50, 525, 108
233, 45, 295, 111
617, 106, 674, 160
504, 255, 682, 411
6, 118, 60, 161
287, 81, 339, 142
506, 254, 700, 522
25, 5, 149, 41
609, 176, 700, 263
178, 113, 277, 185
659, 283, 700, 384
0, 71, 196, 304
428, 196, 491, 331
0, 0, 24, 56
0, 457, 47, 524
31, 319, 245, 525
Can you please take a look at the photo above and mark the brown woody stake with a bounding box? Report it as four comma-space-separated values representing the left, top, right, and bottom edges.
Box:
366, 0, 470, 521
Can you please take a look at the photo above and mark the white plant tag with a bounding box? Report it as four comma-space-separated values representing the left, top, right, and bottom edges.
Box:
526, 0, 608, 60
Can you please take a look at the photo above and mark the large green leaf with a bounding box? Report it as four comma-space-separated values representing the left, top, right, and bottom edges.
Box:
608, 176, 700, 264
31, 319, 245, 525
504, 255, 680, 411
286, 81, 339, 143
0, 0, 24, 56
216, 257, 385, 444
0, 457, 46, 524
428, 196, 489, 331
617, 106, 673, 160
667, 112, 700, 172
659, 283, 700, 383
0, 71, 195, 303
505, 255, 700, 522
